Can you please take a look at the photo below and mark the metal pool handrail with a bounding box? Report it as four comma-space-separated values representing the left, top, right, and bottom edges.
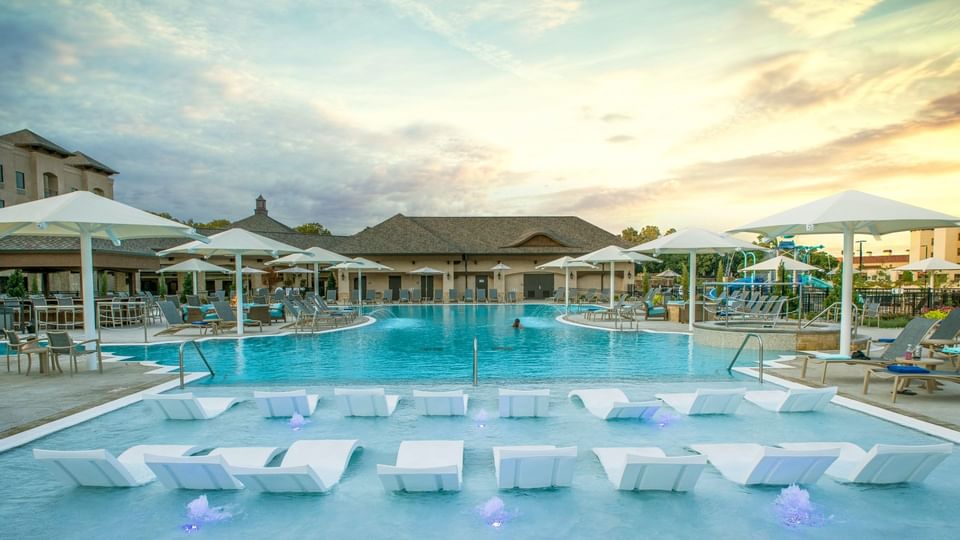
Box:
179, 338, 214, 389
727, 333, 764, 383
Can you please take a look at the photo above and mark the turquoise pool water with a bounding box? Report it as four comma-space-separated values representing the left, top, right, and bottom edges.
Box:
106, 305, 773, 383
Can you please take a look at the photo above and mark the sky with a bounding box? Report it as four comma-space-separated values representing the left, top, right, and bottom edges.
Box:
1, 0, 958, 254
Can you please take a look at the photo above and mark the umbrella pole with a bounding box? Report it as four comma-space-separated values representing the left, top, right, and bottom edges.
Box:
358, 269, 363, 316
840, 228, 854, 355
564, 268, 570, 315
235, 255, 244, 336
609, 262, 615, 310
688, 251, 696, 332
79, 228, 97, 350
314, 263, 320, 293
194, 271, 198, 299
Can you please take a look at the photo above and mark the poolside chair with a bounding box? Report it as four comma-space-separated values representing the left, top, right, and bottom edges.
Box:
156, 300, 206, 336
365, 289, 376, 303
186, 294, 201, 307
493, 445, 577, 489
568, 388, 660, 420
433, 289, 443, 303
654, 388, 745, 415
862, 366, 960, 402
230, 440, 363, 493
777, 442, 952, 484
592, 447, 708, 492
506, 290, 517, 303
688, 443, 840, 486
413, 389, 469, 416
326, 289, 337, 304
333, 387, 399, 416
477, 289, 487, 303
644, 300, 666, 320
499, 388, 550, 417
382, 288, 394, 303
399, 289, 410, 303
144, 446, 283, 490
46, 331, 102, 375
212, 300, 263, 332
464, 288, 475, 303
411, 288, 422, 303
3, 328, 37, 373
921, 307, 960, 352
489, 289, 499, 303
860, 301, 881, 327
143, 392, 241, 420
744, 386, 837, 413
350, 289, 360, 304
377, 440, 464, 492
33, 445, 202, 488
253, 389, 320, 417
448, 289, 459, 303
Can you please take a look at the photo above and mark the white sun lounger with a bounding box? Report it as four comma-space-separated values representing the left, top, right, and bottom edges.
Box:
654, 388, 745, 415
144, 446, 282, 490
253, 389, 320, 417
143, 393, 241, 420
493, 445, 577, 489
413, 390, 469, 416
377, 440, 464, 492
688, 443, 840, 486
777, 442, 953, 484
592, 447, 708, 491
230, 440, 362, 493
334, 388, 400, 417
499, 389, 550, 417
744, 386, 837, 413
33, 445, 201, 488
568, 388, 660, 420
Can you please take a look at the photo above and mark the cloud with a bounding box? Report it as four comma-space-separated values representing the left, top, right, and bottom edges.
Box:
757, 0, 882, 38
460, 0, 582, 34
601, 113, 632, 122
606, 134, 635, 143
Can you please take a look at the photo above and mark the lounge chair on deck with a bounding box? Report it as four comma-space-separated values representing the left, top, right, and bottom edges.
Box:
688, 443, 839, 486
654, 388, 745, 415
413, 389, 468, 416
922, 307, 960, 352
464, 289, 475, 303
334, 387, 399, 416
862, 367, 960, 402
489, 289, 499, 303
499, 388, 550, 417
34, 445, 202, 487
493, 445, 577, 489
448, 289, 459, 303
477, 289, 487, 303
326, 289, 337, 303
253, 389, 320, 417
777, 442, 952, 484
230, 440, 362, 493
156, 300, 207, 336
145, 446, 282, 490
399, 289, 410, 303
506, 290, 517, 303
568, 388, 660, 420
381, 288, 393, 303
377, 440, 464, 492
744, 386, 836, 412
592, 447, 708, 491
411, 288, 422, 303
144, 392, 241, 420
212, 301, 263, 332
433, 289, 443, 303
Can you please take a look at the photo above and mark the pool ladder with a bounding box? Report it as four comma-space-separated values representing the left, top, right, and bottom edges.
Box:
727, 333, 764, 383
178, 338, 215, 389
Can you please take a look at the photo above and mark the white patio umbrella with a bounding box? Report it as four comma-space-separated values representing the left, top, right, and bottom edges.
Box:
729, 190, 960, 354
330, 257, 393, 314
160, 229, 304, 335
277, 266, 313, 274
0, 191, 206, 348
576, 245, 660, 309
266, 246, 350, 292
741, 254, 820, 273
629, 228, 765, 332
893, 257, 960, 289
408, 266, 445, 275
536, 256, 597, 313
656, 269, 681, 278
158, 258, 231, 298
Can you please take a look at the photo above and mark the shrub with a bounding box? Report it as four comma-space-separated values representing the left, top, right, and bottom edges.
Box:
4, 269, 27, 298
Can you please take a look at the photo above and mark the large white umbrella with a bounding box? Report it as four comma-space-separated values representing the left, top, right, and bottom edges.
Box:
536, 256, 597, 313
408, 266, 445, 275
729, 190, 960, 354
0, 191, 206, 348
656, 269, 681, 278
277, 266, 313, 274
575, 245, 659, 309
894, 257, 960, 289
741, 254, 820, 273
629, 228, 765, 331
160, 229, 304, 335
158, 258, 231, 298
266, 246, 350, 292
330, 257, 393, 314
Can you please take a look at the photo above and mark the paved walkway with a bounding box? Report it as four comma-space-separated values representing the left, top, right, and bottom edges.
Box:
66, 317, 368, 344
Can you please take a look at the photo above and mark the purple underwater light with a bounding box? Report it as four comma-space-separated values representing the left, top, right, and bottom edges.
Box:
773, 484, 826, 528
181, 495, 233, 533
289, 412, 309, 431
473, 409, 489, 429
477, 496, 515, 529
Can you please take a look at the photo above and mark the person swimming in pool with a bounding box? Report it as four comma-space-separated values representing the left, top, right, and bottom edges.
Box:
512, 318, 522, 329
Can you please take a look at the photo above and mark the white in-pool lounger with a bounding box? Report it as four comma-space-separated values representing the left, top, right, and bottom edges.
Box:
377, 440, 464, 492
143, 393, 241, 420
744, 386, 837, 413
230, 440, 362, 493
413, 390, 468, 416
253, 389, 320, 417
493, 445, 577, 489
688, 443, 839, 486
334, 388, 400, 417
144, 446, 282, 490
499, 389, 550, 417
567, 388, 660, 420
654, 388, 746, 415
592, 447, 708, 491
33, 445, 201, 488
777, 442, 953, 484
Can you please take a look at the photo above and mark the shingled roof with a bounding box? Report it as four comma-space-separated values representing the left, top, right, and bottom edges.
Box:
64, 151, 118, 175
0, 129, 72, 157
0, 235, 158, 256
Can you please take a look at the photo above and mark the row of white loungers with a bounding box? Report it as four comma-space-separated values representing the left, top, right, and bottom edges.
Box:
34, 441, 952, 492
142, 386, 840, 422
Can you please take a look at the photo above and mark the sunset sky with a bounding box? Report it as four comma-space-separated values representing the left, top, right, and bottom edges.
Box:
1, 0, 958, 254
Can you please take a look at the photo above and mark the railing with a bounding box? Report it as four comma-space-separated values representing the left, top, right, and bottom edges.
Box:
96, 300, 149, 343
727, 333, 764, 383
179, 338, 214, 389
472, 336, 479, 386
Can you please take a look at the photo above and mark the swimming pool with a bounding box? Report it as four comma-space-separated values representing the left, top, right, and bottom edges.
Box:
106, 305, 776, 384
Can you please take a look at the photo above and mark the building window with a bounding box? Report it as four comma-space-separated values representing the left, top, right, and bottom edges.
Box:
15, 171, 25, 192
0, 163, 4, 184
0, 200, 4, 208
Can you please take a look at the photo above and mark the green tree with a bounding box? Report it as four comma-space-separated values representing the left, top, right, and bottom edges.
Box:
192, 218, 231, 229
183, 274, 194, 296
4, 269, 27, 298
98, 272, 109, 297
158, 278, 167, 298
30, 274, 39, 294
900, 270, 914, 284
149, 210, 180, 222
294, 222, 332, 235
326, 273, 337, 292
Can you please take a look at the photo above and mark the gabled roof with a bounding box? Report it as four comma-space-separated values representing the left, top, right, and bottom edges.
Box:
65, 151, 118, 175
229, 213, 298, 235
333, 214, 458, 254
0, 129, 72, 157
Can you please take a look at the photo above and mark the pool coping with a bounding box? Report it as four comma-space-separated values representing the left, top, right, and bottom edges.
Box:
555, 314, 691, 335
